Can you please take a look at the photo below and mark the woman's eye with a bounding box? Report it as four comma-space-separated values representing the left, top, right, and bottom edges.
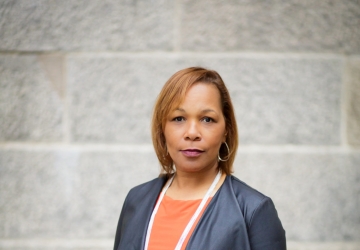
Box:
202, 117, 213, 123
173, 116, 185, 122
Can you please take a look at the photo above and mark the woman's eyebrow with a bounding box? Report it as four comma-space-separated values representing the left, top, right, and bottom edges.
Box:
175, 108, 186, 112
201, 109, 217, 114
175, 108, 217, 114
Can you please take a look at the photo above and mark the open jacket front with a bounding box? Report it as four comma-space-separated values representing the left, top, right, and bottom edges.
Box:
114, 175, 286, 250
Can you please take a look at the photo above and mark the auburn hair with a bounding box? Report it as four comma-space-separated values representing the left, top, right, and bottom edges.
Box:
151, 67, 238, 175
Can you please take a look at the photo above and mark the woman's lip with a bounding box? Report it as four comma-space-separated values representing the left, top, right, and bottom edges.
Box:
180, 149, 204, 157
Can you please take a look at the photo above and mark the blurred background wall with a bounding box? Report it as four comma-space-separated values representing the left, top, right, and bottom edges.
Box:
0, 0, 360, 249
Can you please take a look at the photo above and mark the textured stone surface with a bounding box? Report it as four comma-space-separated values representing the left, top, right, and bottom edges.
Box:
0, 148, 359, 241
0, 0, 358, 247
288, 241, 360, 250
203, 55, 343, 145
0, 0, 173, 51
0, 149, 159, 238
0, 239, 360, 250
0, 240, 360, 250
0, 54, 63, 141
0, 239, 112, 250
180, 0, 360, 53
346, 58, 360, 147
68, 55, 342, 145
67, 55, 184, 143
233, 149, 360, 241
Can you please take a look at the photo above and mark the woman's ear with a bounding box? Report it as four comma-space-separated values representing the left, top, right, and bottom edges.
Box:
223, 132, 227, 142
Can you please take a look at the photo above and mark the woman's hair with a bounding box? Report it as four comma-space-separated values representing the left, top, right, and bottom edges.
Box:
151, 67, 238, 175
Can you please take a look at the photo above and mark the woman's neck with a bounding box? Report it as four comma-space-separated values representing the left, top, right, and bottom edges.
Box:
165, 167, 226, 200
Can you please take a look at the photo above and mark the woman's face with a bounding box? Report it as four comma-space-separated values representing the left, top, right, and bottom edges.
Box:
164, 82, 226, 174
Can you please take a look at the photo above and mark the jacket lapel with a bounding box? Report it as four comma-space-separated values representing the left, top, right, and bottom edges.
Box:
186, 176, 251, 250
118, 176, 167, 250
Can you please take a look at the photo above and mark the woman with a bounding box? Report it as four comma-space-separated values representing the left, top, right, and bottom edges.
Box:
114, 67, 286, 250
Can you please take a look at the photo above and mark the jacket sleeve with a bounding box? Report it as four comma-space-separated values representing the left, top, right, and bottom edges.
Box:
248, 197, 287, 250
113, 193, 130, 250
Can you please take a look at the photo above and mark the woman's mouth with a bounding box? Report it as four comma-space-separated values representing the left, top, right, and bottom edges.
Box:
180, 149, 204, 157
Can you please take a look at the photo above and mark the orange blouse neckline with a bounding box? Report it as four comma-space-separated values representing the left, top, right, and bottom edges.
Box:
147, 194, 212, 250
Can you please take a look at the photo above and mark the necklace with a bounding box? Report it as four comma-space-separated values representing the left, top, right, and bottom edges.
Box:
144, 170, 222, 250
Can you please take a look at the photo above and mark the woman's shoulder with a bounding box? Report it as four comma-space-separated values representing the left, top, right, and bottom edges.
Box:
227, 175, 269, 201
226, 175, 286, 247
226, 175, 277, 222
126, 175, 167, 200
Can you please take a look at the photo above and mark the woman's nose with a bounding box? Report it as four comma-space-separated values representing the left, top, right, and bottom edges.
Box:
184, 121, 201, 141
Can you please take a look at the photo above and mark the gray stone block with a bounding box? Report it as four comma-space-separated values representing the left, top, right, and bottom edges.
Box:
1, 148, 359, 241
68, 55, 342, 145
0, 0, 173, 51
288, 241, 360, 250
67, 55, 184, 143
180, 0, 360, 53
0, 54, 63, 141
0, 239, 112, 250
1, 240, 360, 250
2, 241, 360, 250
233, 149, 360, 241
0, 149, 160, 238
202, 56, 343, 145
346, 58, 360, 147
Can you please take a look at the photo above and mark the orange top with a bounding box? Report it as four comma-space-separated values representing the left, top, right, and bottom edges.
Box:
148, 195, 212, 250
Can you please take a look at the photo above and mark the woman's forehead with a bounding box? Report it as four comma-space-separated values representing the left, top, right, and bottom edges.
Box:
173, 83, 222, 109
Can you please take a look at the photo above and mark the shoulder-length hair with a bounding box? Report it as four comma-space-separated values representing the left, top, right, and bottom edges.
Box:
151, 67, 238, 175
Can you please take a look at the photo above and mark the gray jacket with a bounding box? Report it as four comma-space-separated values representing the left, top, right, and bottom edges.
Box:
114, 175, 286, 250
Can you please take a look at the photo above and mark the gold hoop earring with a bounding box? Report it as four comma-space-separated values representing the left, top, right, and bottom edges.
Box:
218, 142, 230, 162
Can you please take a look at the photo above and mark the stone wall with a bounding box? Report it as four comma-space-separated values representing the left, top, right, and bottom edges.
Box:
0, 0, 359, 249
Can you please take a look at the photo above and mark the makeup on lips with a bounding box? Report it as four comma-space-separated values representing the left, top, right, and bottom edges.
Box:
180, 149, 204, 157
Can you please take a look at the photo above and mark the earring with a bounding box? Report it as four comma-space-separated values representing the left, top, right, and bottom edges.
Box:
218, 142, 230, 162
